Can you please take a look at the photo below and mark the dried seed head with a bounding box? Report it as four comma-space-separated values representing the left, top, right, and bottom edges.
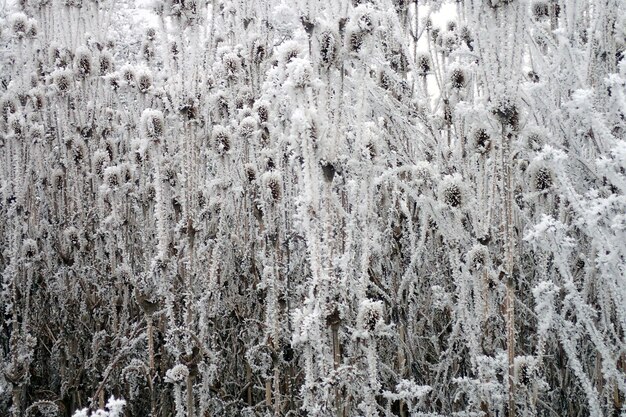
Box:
318, 30, 338, 66
165, 364, 189, 384
263, 172, 282, 201
446, 20, 457, 31
141, 109, 165, 141
467, 244, 489, 271
286, 58, 312, 89
417, 53, 431, 74
255, 101, 269, 123
473, 128, 491, 154
251, 40, 266, 64
244, 163, 257, 183
357, 299, 384, 334
22, 239, 38, 258
72, 139, 87, 164
440, 174, 464, 207
51, 168, 65, 190
136, 69, 153, 93
526, 132, 543, 151
450, 68, 466, 88
104, 166, 121, 188
239, 116, 257, 139
63, 227, 81, 251
11, 13, 28, 38
531, 165, 553, 191
99, 51, 114, 75
212, 125, 231, 155
348, 30, 364, 52
121, 64, 136, 83
279, 41, 302, 64
145, 27, 157, 41
53, 69, 73, 93
92, 150, 110, 178
531, 1, 549, 19
142, 42, 155, 61
74, 47, 92, 78
222, 53, 241, 80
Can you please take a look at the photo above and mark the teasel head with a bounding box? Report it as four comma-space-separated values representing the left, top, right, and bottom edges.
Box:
279, 41, 303, 64
254, 101, 269, 124
531, 0, 549, 19
244, 163, 257, 183
238, 116, 257, 139
22, 238, 38, 259
72, 139, 87, 164
212, 125, 231, 156
251, 40, 266, 64
11, 13, 28, 39
222, 52, 241, 80
357, 299, 384, 335
318, 29, 338, 66
98, 51, 114, 75
348, 30, 364, 53
467, 244, 490, 272
449, 67, 467, 89
121, 64, 136, 84
92, 149, 110, 179
63, 226, 83, 252
51, 167, 65, 190
136, 69, 153, 93
74, 46, 92, 78
142, 41, 155, 62
472, 128, 491, 155
103, 165, 122, 189
263, 171, 282, 202
141, 109, 165, 142
53, 69, 73, 94
530, 163, 553, 191
439, 174, 464, 208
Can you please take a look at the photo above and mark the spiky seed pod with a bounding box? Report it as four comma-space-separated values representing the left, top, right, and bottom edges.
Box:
531, 165, 553, 191
28, 124, 45, 142
263, 172, 282, 201
1, 97, 17, 122
142, 42, 155, 61
8, 114, 24, 136
51, 168, 65, 190
348, 30, 364, 52
357, 299, 384, 334
11, 13, 28, 38
98, 51, 114, 75
63, 226, 82, 252
165, 364, 189, 384
255, 101, 269, 123
460, 26, 474, 50
526, 132, 543, 151
286, 58, 312, 89
119, 163, 132, 183
446, 21, 457, 31
136, 69, 153, 93
279, 41, 302, 64
239, 117, 257, 139
244, 163, 257, 183
252, 42, 266, 64
22, 239, 38, 258
72, 139, 87, 164
473, 128, 491, 154
492, 100, 519, 130
26, 19, 38, 38
162, 165, 176, 186
318, 30, 338, 66
145, 27, 157, 41
121, 64, 136, 84
467, 244, 489, 271
53, 69, 73, 93
222, 53, 241, 80
442, 33, 457, 54
92, 150, 110, 179
108, 73, 120, 90
74, 47, 92, 78
212, 125, 231, 155
104, 166, 121, 188
450, 68, 466, 88
440, 175, 464, 207
531, 0, 549, 19
141, 109, 165, 141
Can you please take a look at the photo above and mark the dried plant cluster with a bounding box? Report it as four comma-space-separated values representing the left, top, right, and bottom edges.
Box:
0, 0, 625, 416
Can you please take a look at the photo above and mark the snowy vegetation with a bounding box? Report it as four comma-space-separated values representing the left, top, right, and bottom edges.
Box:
0, 0, 625, 416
